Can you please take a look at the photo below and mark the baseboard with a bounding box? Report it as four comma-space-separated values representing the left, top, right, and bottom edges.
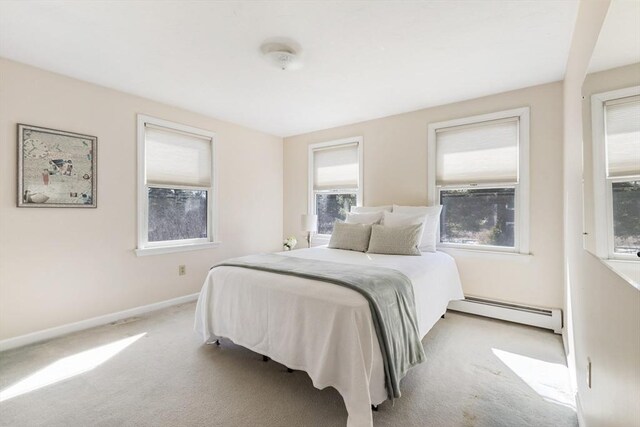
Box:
0, 293, 199, 352
576, 392, 586, 427
448, 296, 562, 334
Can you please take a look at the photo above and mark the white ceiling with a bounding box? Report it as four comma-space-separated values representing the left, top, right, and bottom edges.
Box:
588, 0, 640, 73
0, 1, 579, 137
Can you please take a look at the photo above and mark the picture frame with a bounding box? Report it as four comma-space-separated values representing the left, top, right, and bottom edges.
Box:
17, 124, 97, 208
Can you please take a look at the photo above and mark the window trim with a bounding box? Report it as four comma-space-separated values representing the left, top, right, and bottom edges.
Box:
591, 86, 640, 261
308, 137, 364, 240
135, 114, 219, 256
427, 107, 530, 254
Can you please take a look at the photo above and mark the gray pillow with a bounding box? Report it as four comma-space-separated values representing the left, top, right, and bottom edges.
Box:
328, 222, 372, 252
367, 224, 423, 256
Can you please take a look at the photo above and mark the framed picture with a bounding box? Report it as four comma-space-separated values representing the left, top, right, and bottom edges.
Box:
17, 124, 97, 208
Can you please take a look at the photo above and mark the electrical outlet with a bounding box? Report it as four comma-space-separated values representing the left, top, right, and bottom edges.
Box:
586, 358, 592, 389
178, 265, 186, 276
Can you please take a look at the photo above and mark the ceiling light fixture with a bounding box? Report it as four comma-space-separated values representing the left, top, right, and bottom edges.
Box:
260, 41, 302, 71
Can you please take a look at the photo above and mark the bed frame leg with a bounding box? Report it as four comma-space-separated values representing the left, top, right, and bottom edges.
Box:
287, 368, 294, 373
441, 313, 445, 319
371, 404, 378, 411
262, 355, 270, 362
215, 339, 220, 346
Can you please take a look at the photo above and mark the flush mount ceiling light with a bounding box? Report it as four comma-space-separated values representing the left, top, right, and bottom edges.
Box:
260, 40, 303, 71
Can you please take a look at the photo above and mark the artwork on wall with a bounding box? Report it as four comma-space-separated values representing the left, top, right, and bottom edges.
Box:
17, 124, 97, 208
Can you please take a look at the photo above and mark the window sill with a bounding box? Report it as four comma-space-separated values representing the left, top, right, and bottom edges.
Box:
439, 246, 532, 260
601, 258, 640, 290
135, 241, 221, 257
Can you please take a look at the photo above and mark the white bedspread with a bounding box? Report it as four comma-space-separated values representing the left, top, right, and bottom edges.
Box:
195, 247, 463, 427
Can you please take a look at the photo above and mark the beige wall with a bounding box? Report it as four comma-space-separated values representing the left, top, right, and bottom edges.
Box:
284, 82, 565, 309
581, 62, 640, 255
0, 59, 283, 340
563, 2, 640, 426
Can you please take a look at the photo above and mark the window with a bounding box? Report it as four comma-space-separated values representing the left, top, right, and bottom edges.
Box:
308, 137, 363, 236
428, 108, 530, 253
592, 87, 640, 260
136, 115, 218, 255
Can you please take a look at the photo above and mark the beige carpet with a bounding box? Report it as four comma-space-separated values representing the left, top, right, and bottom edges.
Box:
0, 303, 577, 427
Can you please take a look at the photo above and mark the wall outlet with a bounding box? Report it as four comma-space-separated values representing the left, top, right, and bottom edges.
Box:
586, 358, 592, 389
178, 265, 186, 276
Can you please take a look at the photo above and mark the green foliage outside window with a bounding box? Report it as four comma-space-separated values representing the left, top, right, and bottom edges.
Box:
612, 181, 640, 254
316, 193, 357, 235
440, 188, 515, 247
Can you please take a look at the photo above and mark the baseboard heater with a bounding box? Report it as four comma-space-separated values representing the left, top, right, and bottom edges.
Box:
448, 296, 562, 334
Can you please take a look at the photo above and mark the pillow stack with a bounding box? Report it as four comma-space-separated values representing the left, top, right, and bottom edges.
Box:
327, 204, 443, 255
389, 205, 442, 252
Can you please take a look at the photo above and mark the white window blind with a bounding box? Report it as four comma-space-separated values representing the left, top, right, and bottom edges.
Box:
436, 118, 519, 185
145, 125, 212, 186
605, 96, 640, 178
313, 143, 359, 190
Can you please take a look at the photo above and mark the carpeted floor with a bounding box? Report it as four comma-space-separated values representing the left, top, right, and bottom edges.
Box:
0, 303, 577, 427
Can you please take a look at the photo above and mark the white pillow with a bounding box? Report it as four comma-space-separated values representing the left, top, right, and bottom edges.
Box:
345, 211, 383, 225
383, 211, 426, 227
392, 205, 443, 252
350, 205, 393, 214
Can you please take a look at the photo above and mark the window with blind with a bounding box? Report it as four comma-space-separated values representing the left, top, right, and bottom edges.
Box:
308, 138, 363, 235
428, 108, 530, 253
592, 88, 640, 259
136, 115, 217, 255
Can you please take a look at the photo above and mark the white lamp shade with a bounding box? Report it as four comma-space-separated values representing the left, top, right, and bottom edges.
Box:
301, 214, 318, 232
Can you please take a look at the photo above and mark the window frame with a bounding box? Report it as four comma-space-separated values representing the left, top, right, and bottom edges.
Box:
591, 86, 640, 261
136, 114, 219, 256
308, 137, 364, 241
427, 107, 530, 254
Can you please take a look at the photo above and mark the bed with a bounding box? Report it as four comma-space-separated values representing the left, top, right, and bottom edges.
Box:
194, 246, 464, 427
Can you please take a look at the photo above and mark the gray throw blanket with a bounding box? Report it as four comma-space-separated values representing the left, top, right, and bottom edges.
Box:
214, 253, 426, 400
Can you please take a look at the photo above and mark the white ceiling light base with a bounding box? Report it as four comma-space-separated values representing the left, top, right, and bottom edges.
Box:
260, 41, 302, 71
